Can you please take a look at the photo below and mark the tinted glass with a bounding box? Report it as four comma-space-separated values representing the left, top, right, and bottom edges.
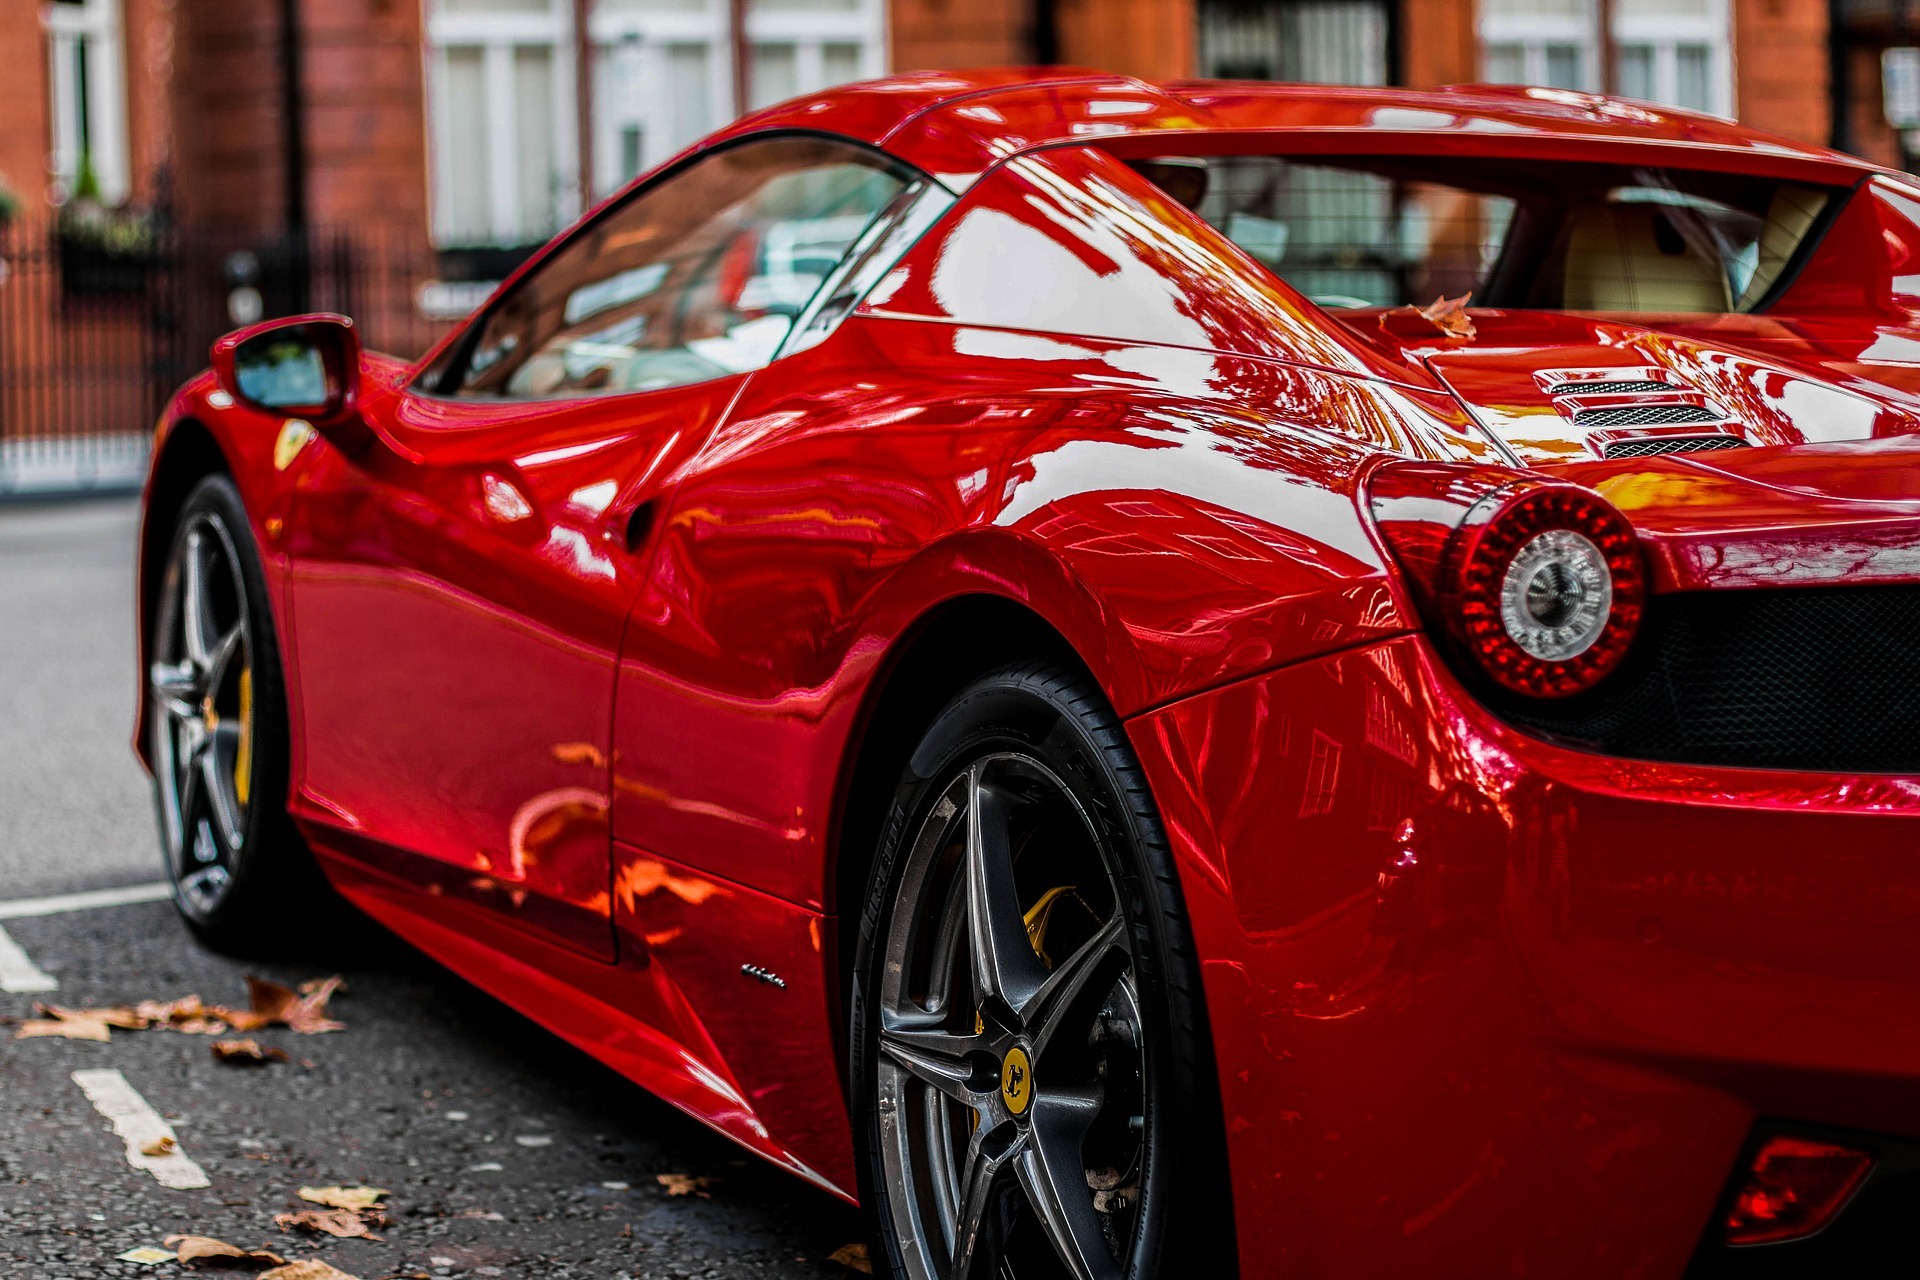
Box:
1134, 154, 1836, 316
450, 136, 912, 399
235, 330, 330, 408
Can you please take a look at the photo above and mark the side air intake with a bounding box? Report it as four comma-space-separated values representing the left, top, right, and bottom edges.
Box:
1600, 435, 1749, 460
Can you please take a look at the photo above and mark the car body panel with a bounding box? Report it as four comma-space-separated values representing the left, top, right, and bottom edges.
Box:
134, 72, 1920, 1276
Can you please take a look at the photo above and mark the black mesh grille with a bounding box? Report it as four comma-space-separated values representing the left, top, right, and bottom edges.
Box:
1601, 435, 1747, 459
1572, 403, 1724, 428
1488, 586, 1920, 773
1544, 379, 1678, 397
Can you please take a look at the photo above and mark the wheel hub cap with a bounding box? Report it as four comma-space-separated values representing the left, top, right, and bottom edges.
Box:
1000, 1045, 1033, 1117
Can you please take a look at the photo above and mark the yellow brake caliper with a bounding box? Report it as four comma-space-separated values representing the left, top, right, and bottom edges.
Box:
977, 884, 1079, 1038
234, 667, 253, 808
1023, 885, 1078, 969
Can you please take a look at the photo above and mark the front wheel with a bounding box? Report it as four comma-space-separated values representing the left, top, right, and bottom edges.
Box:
148, 473, 319, 951
851, 661, 1235, 1280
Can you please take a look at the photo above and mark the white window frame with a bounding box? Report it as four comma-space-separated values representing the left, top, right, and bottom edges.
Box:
589, 0, 887, 192
1479, 5, 1603, 94
1613, 7, 1734, 118
1478, 2, 1734, 118
43, 0, 130, 204
424, 0, 889, 247
425, 1, 582, 247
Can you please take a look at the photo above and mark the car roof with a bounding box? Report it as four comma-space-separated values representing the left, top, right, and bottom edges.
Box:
714, 69, 1875, 189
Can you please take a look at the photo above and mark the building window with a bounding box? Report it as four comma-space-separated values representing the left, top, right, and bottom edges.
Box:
44, 0, 130, 204
425, 0, 887, 249
1197, 0, 1393, 86
1479, 0, 1732, 117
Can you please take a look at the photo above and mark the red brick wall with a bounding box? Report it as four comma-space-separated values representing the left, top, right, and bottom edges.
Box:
301, 0, 429, 235
0, 0, 51, 216
1401, 0, 1477, 89
890, 0, 1032, 72
169, 0, 287, 232
124, 0, 177, 204
889, 0, 1197, 83
1732, 0, 1830, 148
1055, 0, 1196, 80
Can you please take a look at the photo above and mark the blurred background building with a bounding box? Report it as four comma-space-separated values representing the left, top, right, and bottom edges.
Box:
0, 0, 1910, 490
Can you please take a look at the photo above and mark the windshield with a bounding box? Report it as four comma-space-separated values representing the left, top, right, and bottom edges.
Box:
1128, 154, 1839, 315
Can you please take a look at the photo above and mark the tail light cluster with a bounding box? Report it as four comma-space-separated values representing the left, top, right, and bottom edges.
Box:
1367, 461, 1646, 699
1724, 1134, 1874, 1246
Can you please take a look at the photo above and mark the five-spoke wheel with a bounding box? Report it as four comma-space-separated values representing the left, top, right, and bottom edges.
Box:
855, 663, 1230, 1280
151, 505, 255, 914
147, 473, 314, 949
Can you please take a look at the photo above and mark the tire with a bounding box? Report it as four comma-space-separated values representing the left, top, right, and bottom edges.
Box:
147, 473, 324, 953
850, 660, 1236, 1280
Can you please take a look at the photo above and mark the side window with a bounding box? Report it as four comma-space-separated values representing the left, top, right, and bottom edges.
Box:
448, 136, 915, 400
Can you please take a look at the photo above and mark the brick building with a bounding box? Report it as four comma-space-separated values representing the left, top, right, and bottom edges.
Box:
0, 0, 1906, 483
6, 0, 1879, 245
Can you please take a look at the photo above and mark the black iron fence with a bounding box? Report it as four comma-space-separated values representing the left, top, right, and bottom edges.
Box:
0, 215, 462, 491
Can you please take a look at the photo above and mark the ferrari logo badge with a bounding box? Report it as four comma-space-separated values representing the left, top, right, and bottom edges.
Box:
1001, 1046, 1032, 1116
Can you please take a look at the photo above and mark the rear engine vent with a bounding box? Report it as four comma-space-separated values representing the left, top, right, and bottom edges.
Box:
1572, 403, 1723, 429
1543, 378, 1678, 398
1489, 584, 1920, 773
1601, 435, 1747, 460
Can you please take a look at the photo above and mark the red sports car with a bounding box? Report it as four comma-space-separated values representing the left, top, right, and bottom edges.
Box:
139, 69, 1920, 1278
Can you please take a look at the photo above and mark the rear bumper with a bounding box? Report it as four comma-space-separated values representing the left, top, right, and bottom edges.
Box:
1128, 633, 1920, 1279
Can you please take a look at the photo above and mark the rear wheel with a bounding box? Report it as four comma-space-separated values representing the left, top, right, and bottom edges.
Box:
148, 473, 317, 950
851, 661, 1234, 1280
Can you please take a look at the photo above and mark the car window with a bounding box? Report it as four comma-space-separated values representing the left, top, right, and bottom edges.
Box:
1130, 154, 1836, 316
447, 136, 914, 400
1161, 156, 1518, 310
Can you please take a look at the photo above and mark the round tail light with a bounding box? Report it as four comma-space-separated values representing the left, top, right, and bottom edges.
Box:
1449, 485, 1644, 698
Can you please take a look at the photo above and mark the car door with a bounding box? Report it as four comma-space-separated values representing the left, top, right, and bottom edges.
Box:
284, 135, 918, 961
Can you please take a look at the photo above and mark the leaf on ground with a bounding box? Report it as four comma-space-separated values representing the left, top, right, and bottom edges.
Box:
135, 995, 212, 1026
233, 976, 346, 1034
141, 1135, 178, 1157
1412, 291, 1476, 340
297, 1185, 389, 1211
15, 1012, 114, 1042
258, 1263, 364, 1280
163, 1234, 287, 1267
212, 1039, 291, 1066
827, 1242, 873, 1274
274, 1208, 383, 1240
654, 1173, 716, 1198
117, 1246, 176, 1266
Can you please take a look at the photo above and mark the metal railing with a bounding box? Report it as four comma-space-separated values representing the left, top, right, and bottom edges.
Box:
0, 215, 462, 494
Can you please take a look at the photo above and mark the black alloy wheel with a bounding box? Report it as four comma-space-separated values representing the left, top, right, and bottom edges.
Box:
148, 473, 316, 950
852, 661, 1234, 1280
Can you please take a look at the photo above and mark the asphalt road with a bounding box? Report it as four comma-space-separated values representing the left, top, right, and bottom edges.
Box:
0, 497, 865, 1278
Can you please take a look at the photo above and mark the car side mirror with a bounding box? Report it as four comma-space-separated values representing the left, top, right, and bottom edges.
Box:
211, 314, 375, 454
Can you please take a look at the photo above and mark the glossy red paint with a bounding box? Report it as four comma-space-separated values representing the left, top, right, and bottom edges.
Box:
134, 72, 1920, 1274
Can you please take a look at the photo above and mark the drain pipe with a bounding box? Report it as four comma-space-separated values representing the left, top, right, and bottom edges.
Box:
278, 0, 310, 310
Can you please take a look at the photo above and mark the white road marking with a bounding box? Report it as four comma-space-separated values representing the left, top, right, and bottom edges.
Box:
71, 1068, 211, 1190
0, 882, 171, 921
0, 922, 57, 992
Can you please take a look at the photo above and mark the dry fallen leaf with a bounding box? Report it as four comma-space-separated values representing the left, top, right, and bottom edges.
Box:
141, 1135, 178, 1157
163, 1233, 287, 1267
258, 1263, 363, 1280
654, 1173, 716, 1198
237, 976, 346, 1035
1413, 291, 1476, 340
15, 1013, 113, 1042
827, 1242, 873, 1274
274, 1207, 384, 1240
212, 1039, 291, 1066
297, 1185, 389, 1211
15, 977, 346, 1044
